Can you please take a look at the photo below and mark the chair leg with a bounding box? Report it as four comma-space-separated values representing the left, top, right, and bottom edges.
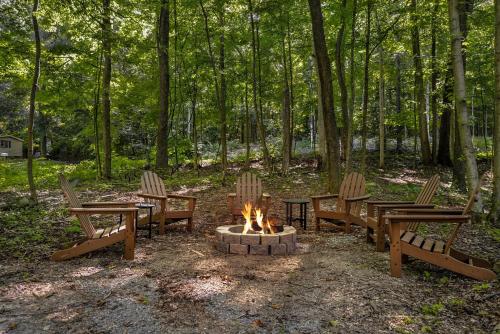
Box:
187, 218, 193, 233
345, 220, 351, 233
375, 221, 386, 252
366, 227, 373, 243
316, 217, 321, 231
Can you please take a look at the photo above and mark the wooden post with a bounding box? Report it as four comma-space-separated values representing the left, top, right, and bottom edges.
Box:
376, 209, 386, 252
389, 220, 401, 277
159, 198, 166, 235
124, 212, 135, 260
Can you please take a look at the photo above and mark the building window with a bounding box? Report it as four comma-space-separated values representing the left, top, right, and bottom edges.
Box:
0, 140, 11, 148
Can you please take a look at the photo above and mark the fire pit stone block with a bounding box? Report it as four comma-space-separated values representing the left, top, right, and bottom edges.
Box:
241, 234, 260, 245
230, 243, 249, 255
270, 243, 287, 256
223, 233, 241, 244
279, 232, 294, 245
261, 234, 280, 246
250, 245, 270, 255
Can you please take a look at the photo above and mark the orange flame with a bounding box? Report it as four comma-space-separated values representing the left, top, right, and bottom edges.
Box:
242, 201, 252, 234
255, 208, 264, 231
265, 219, 275, 235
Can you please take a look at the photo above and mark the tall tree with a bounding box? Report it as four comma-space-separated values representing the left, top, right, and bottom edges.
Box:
361, 0, 371, 173
281, 33, 291, 174
335, 0, 349, 161
493, 0, 500, 223
156, 0, 170, 170
27, 0, 41, 202
102, 0, 112, 179
249, 0, 270, 168
395, 51, 403, 153
411, 0, 432, 164
376, 11, 385, 169
219, 4, 228, 171
430, 0, 439, 163
448, 0, 480, 205
308, 0, 341, 191
346, 0, 357, 173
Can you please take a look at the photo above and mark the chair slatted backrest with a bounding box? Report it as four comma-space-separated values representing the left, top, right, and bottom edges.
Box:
337, 172, 366, 216
141, 171, 167, 211
408, 175, 440, 231
444, 175, 485, 252
59, 174, 96, 238
236, 172, 263, 208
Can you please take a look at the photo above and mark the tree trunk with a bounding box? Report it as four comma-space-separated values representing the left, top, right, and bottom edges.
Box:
28, 0, 41, 202
335, 0, 349, 162
361, 0, 371, 173
101, 0, 112, 179
411, 0, 432, 164
395, 52, 403, 153
492, 0, 500, 223
249, 0, 271, 168
93, 49, 103, 178
346, 0, 357, 173
431, 0, 439, 163
308, 0, 341, 192
156, 0, 169, 171
244, 63, 250, 168
448, 0, 480, 207
219, 6, 227, 171
282, 34, 291, 174
191, 66, 199, 172
378, 42, 385, 169
287, 17, 295, 157
437, 61, 453, 166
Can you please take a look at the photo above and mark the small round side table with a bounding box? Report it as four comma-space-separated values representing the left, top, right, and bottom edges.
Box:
282, 198, 309, 230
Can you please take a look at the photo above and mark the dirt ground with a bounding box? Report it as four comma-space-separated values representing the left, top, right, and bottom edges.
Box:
0, 165, 499, 334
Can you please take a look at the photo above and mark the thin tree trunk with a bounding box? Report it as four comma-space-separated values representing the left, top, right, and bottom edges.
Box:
245, 64, 250, 168
249, 0, 271, 168
335, 0, 349, 162
191, 66, 199, 172
431, 0, 439, 163
361, 0, 371, 174
378, 37, 385, 169
282, 34, 291, 174
101, 0, 112, 179
411, 0, 432, 164
93, 49, 103, 178
219, 6, 227, 171
395, 52, 403, 153
287, 17, 295, 157
492, 0, 500, 223
437, 60, 453, 166
448, 0, 480, 207
308, 0, 341, 192
156, 0, 169, 170
346, 0, 357, 173
28, 0, 41, 202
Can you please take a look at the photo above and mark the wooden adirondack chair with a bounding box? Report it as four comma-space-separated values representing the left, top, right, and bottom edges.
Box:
139, 171, 197, 234
52, 175, 138, 261
364, 175, 440, 251
227, 172, 271, 223
384, 176, 496, 281
311, 172, 370, 233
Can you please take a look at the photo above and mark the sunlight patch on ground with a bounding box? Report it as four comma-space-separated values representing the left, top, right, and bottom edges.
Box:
165, 276, 234, 301
67, 266, 104, 278
46, 307, 81, 322
1, 281, 68, 299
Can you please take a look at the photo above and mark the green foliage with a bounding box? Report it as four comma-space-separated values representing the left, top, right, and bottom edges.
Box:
421, 303, 444, 316
472, 283, 490, 293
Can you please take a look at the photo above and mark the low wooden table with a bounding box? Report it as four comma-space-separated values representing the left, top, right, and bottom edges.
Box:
282, 198, 309, 230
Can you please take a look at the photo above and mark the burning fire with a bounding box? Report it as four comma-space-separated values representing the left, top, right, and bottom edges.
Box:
241, 202, 275, 235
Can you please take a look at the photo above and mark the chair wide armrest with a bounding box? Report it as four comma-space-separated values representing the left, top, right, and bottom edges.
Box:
393, 208, 464, 215
227, 193, 236, 198
384, 214, 470, 224
82, 201, 136, 207
70, 207, 138, 215
345, 194, 371, 202
365, 200, 415, 205
262, 193, 271, 198
374, 203, 435, 210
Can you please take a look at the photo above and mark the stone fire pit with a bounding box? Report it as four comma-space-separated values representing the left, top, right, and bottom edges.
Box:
215, 225, 297, 255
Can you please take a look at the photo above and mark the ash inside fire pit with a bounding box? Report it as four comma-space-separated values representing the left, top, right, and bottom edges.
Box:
215, 225, 297, 256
